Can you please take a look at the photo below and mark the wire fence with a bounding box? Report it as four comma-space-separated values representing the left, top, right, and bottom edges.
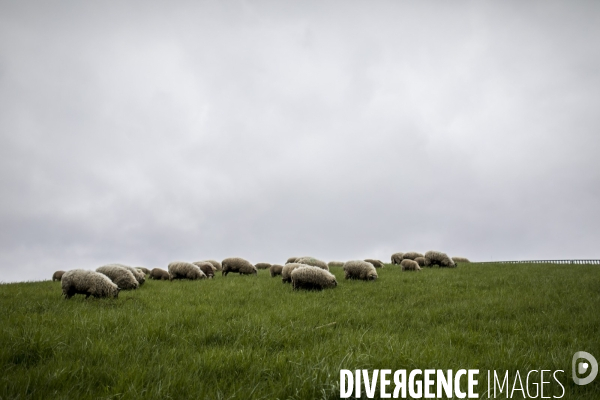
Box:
473, 260, 600, 265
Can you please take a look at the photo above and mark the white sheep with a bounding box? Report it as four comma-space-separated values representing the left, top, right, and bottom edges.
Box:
255, 262, 272, 270
203, 260, 222, 271
221, 257, 257, 276
328, 261, 345, 268
343, 260, 378, 281
96, 265, 139, 290
414, 257, 425, 267
291, 266, 337, 290
452, 257, 470, 264
424, 251, 456, 268
62, 269, 120, 299
391, 253, 404, 264
401, 259, 421, 271
402, 252, 423, 260
168, 261, 207, 280
281, 263, 307, 283
294, 257, 329, 270
52, 270, 65, 281
365, 259, 385, 268
193, 261, 216, 278
270, 264, 284, 277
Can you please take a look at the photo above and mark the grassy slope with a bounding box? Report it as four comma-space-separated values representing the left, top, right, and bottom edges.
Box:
0, 263, 599, 399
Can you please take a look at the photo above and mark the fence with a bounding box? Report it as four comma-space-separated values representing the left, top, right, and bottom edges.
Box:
473, 260, 600, 265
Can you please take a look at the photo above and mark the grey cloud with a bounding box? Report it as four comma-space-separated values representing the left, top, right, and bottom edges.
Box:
1, 1, 599, 282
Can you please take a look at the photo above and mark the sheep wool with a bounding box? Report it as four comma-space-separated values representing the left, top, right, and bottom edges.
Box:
255, 262, 272, 270
401, 259, 421, 271
343, 260, 378, 281
52, 270, 65, 281
221, 257, 257, 276
96, 265, 139, 290
286, 257, 299, 264
424, 251, 456, 268
291, 266, 337, 291
402, 252, 424, 260
364, 259, 385, 268
203, 260, 223, 271
149, 268, 170, 280
137, 267, 150, 275
414, 257, 425, 267
328, 261, 345, 268
452, 257, 470, 264
281, 263, 307, 283
391, 253, 404, 264
270, 264, 284, 277
168, 261, 207, 280
62, 269, 120, 299
193, 261, 216, 278
294, 257, 329, 271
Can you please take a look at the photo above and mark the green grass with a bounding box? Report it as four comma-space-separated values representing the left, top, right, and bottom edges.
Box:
1, 263, 599, 399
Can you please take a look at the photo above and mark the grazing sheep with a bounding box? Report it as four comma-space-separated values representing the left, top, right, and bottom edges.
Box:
365, 259, 385, 268
149, 268, 170, 280
452, 257, 470, 264
96, 265, 139, 290
255, 262, 272, 270
343, 260, 378, 281
270, 264, 284, 277
291, 266, 337, 291
193, 261, 215, 278
103, 263, 146, 286
221, 257, 257, 276
203, 260, 222, 271
136, 267, 150, 275
401, 259, 421, 271
328, 261, 345, 268
286, 257, 299, 264
424, 251, 456, 268
281, 263, 307, 283
391, 252, 404, 264
52, 270, 65, 281
294, 257, 329, 271
168, 261, 207, 280
414, 257, 425, 267
62, 269, 120, 299
402, 252, 424, 260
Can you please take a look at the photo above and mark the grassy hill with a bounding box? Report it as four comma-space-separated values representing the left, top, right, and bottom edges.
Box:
1, 263, 599, 399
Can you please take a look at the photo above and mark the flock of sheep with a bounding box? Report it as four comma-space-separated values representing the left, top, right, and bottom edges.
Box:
53, 251, 469, 299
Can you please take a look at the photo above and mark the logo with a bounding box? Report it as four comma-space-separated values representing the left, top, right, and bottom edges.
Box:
572, 351, 598, 385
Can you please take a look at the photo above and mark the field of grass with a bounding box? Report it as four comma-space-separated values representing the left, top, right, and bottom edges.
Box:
1, 263, 599, 399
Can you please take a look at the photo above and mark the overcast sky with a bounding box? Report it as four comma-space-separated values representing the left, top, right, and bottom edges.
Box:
1, 1, 599, 282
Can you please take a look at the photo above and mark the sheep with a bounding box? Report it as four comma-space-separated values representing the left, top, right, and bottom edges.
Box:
343, 260, 378, 281
203, 260, 222, 271
96, 265, 139, 290
286, 257, 299, 264
255, 262, 272, 270
149, 268, 170, 280
168, 261, 207, 280
281, 263, 307, 283
291, 266, 337, 291
52, 270, 65, 281
402, 252, 424, 260
294, 257, 329, 271
103, 263, 146, 286
193, 261, 216, 278
62, 269, 120, 299
414, 257, 425, 267
424, 251, 456, 268
401, 259, 421, 271
270, 264, 284, 277
452, 257, 470, 264
391, 252, 404, 264
136, 267, 150, 275
328, 261, 345, 268
221, 257, 257, 276
364, 259, 385, 268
